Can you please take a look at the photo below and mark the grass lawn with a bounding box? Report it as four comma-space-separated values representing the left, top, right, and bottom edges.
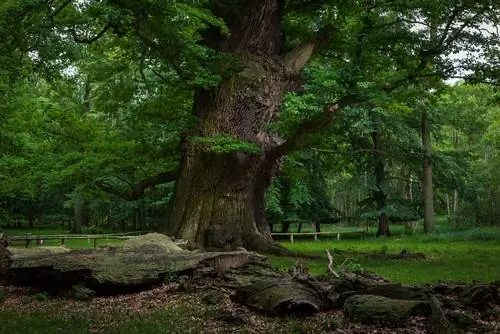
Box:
268, 231, 500, 284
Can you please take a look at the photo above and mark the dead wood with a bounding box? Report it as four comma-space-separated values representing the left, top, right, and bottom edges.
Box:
0, 234, 498, 333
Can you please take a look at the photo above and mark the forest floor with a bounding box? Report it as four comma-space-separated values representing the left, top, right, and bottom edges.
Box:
0, 283, 435, 334
1, 225, 499, 333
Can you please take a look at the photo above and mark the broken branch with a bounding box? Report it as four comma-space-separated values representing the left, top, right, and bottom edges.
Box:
326, 249, 340, 278
269, 94, 361, 157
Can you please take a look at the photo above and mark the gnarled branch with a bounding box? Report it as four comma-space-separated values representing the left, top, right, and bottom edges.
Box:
96, 170, 179, 201
269, 94, 362, 158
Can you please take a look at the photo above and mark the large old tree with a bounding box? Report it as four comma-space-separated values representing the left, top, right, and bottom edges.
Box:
3, 0, 499, 249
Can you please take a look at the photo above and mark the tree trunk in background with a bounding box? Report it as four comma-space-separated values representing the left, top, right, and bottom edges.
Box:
27, 203, 35, 228
452, 189, 458, 216
139, 198, 145, 230
72, 191, 84, 234
131, 208, 137, 230
165, 0, 307, 251
421, 109, 435, 233
372, 113, 390, 237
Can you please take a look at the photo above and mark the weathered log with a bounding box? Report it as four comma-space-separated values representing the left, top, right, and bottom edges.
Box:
343, 294, 430, 327
232, 278, 327, 316
1, 233, 268, 295
429, 295, 454, 334
459, 283, 499, 310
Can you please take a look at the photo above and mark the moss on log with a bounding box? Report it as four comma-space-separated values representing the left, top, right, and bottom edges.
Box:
344, 294, 430, 327
2, 233, 267, 294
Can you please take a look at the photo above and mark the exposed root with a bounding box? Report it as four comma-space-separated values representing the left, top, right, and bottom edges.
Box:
247, 238, 293, 256
245, 237, 321, 259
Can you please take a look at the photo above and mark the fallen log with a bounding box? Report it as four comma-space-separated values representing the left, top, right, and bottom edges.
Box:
232, 278, 325, 316
1, 233, 498, 333
0, 233, 268, 296
343, 294, 430, 327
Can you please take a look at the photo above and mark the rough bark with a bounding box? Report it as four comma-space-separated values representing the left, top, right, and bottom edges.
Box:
422, 109, 435, 233
344, 295, 430, 327
165, 0, 296, 251
233, 278, 326, 316
91, 1, 353, 251
2, 234, 267, 295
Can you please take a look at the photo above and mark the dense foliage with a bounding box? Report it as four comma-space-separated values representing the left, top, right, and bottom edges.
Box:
0, 0, 498, 234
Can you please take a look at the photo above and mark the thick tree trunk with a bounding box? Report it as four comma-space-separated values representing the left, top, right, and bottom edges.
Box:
165, 1, 291, 251
167, 143, 276, 250
421, 110, 435, 233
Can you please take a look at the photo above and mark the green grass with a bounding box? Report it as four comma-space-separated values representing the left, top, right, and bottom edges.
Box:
270, 217, 500, 284
1, 223, 499, 333
0, 305, 209, 334
0, 311, 92, 334
269, 232, 500, 284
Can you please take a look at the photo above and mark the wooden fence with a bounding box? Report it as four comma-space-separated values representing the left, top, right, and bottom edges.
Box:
7, 231, 145, 248
7, 230, 366, 247
271, 231, 366, 243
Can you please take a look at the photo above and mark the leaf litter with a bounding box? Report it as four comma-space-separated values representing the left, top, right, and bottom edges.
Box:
0, 283, 440, 334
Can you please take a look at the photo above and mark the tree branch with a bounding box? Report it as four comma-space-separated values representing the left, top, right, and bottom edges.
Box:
51, 0, 73, 19
269, 94, 361, 157
283, 23, 337, 74
71, 24, 111, 44
96, 170, 179, 201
